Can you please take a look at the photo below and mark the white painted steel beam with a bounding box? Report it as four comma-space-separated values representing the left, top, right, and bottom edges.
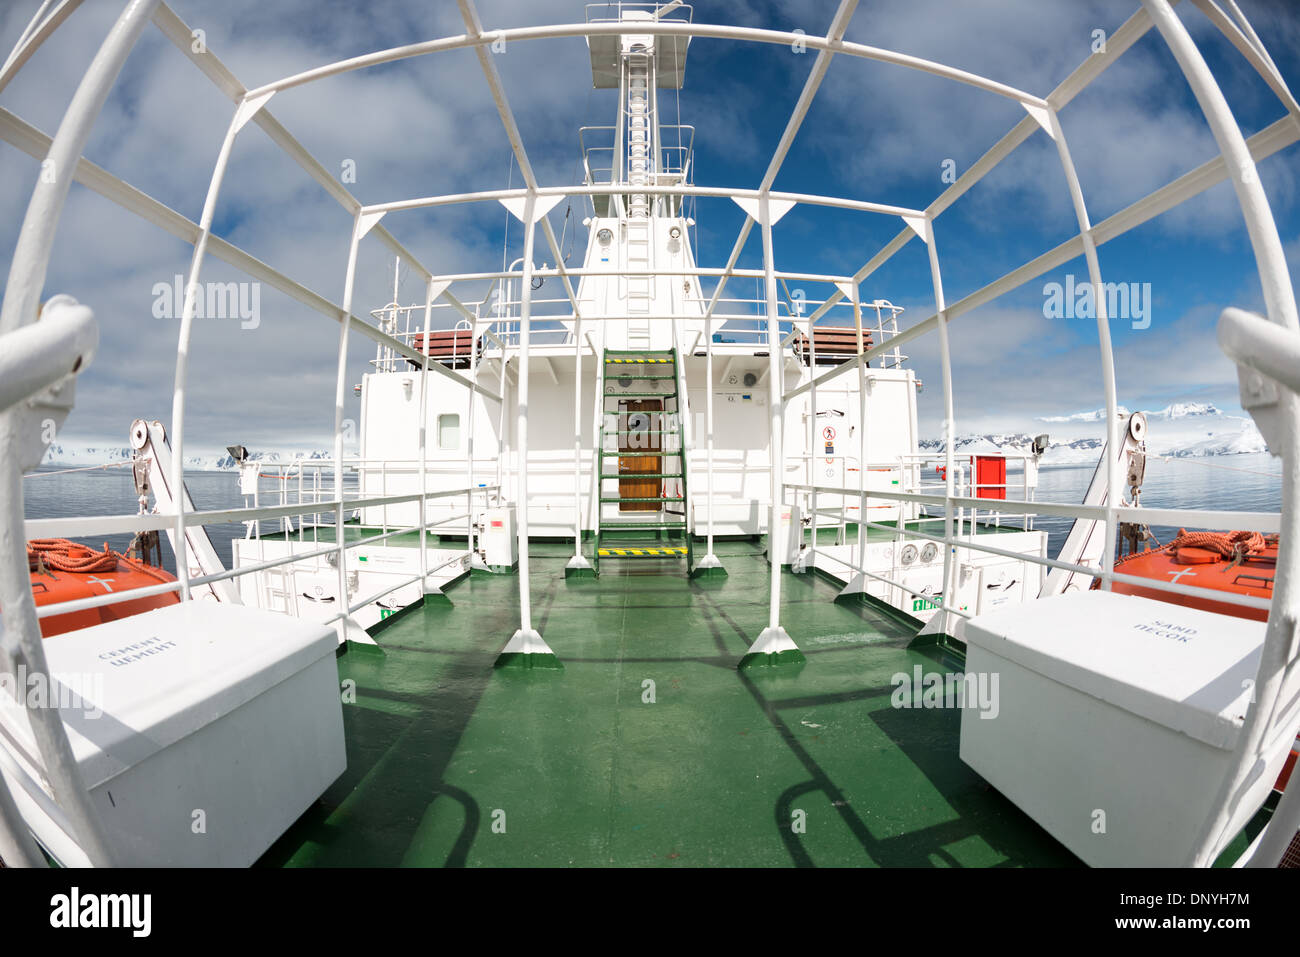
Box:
807, 4, 1172, 325
0, 0, 163, 871
244, 22, 1048, 108
784, 113, 1300, 405
0, 107, 499, 403
1139, 0, 1300, 869
151, 3, 478, 326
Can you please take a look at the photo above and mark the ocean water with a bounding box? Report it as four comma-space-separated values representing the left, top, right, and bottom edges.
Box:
24, 468, 271, 574
19, 452, 1285, 574
1031, 451, 1283, 556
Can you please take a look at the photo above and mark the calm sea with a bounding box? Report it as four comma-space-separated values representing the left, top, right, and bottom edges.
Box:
20, 453, 1285, 573
24, 468, 275, 574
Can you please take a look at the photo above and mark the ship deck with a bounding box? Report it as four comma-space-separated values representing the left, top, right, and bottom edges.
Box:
257, 538, 1264, 867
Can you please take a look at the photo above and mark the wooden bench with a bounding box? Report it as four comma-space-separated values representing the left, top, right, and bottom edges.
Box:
408, 330, 482, 369
791, 326, 874, 365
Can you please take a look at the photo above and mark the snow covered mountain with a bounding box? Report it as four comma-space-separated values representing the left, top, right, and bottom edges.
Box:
921, 403, 1267, 467
43, 403, 1264, 473
40, 443, 339, 472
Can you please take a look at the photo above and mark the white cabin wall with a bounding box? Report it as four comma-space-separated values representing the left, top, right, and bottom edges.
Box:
498, 359, 598, 537
356, 354, 920, 540
575, 215, 704, 352
358, 368, 503, 530
789, 367, 921, 531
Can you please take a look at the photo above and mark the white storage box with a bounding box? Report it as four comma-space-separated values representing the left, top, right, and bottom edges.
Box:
959, 591, 1286, 867
0, 602, 346, 866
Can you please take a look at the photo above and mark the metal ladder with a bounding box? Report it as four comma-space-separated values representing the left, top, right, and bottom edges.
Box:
261, 562, 299, 615
593, 348, 692, 576
624, 50, 653, 346
625, 219, 653, 345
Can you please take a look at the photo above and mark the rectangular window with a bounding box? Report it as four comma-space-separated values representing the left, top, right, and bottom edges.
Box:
437, 413, 460, 450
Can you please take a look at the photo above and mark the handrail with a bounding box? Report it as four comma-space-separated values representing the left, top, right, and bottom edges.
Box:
0, 0, 164, 871
26, 485, 497, 620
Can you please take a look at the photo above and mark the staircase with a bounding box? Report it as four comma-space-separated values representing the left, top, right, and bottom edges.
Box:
593, 348, 692, 576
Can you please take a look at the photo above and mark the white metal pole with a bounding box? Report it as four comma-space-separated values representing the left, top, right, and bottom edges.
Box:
1140, 0, 1300, 867
694, 277, 724, 575
764, 202, 783, 629
921, 219, 959, 632
854, 288, 868, 592
737, 195, 801, 666
706, 309, 715, 554
574, 304, 583, 556
466, 312, 478, 563
1038, 107, 1121, 591
565, 275, 592, 576
517, 199, 536, 627
332, 213, 368, 642
496, 333, 508, 499
0, 0, 161, 869
495, 194, 560, 665
807, 315, 817, 571
419, 278, 433, 594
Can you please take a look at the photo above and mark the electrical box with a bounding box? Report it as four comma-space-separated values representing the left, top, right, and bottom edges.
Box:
481, 505, 518, 572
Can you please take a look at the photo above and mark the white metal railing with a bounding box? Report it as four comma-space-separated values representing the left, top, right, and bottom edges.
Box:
24, 481, 498, 621
365, 291, 895, 372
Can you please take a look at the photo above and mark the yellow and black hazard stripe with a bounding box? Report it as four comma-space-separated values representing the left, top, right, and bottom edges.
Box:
597, 547, 688, 557
605, 357, 672, 363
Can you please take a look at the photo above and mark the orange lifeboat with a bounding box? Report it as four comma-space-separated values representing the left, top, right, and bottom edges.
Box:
28, 538, 180, 638
1108, 529, 1275, 622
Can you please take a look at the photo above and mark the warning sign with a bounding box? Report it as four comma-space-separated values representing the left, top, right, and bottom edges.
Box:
822, 426, 836, 441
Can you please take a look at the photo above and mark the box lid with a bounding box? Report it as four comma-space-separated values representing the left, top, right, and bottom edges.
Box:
964, 591, 1263, 750
0, 603, 336, 789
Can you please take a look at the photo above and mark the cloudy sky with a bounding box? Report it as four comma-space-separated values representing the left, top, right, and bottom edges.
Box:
1, 0, 1298, 455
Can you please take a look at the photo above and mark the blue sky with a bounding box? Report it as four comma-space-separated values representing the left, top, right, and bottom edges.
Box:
1, 0, 1298, 453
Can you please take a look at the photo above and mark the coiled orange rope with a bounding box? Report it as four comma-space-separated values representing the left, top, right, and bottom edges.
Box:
28, 537, 176, 585
1169, 528, 1267, 559
27, 538, 118, 573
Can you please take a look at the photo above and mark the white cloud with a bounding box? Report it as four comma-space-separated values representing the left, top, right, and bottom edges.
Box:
0, 0, 1296, 465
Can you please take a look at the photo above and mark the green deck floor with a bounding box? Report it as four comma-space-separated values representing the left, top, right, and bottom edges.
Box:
259, 538, 1093, 867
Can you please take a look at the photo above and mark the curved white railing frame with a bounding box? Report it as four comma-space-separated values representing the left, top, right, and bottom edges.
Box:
1138, 0, 1300, 869
0, 0, 164, 869
1, 0, 1297, 866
